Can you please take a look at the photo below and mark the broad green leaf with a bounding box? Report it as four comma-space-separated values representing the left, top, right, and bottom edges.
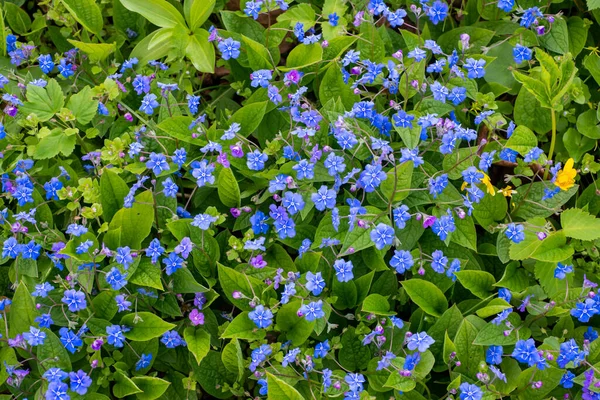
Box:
67, 40, 116, 63
454, 318, 484, 378
589, 0, 600, 9
427, 306, 463, 365
21, 79, 65, 122
561, 208, 600, 240
131, 377, 170, 400
221, 339, 244, 382
217, 167, 241, 208
61, 0, 103, 34
120, 0, 186, 28
33, 129, 77, 159
450, 215, 477, 251
0, 347, 17, 386
510, 230, 573, 262
282, 43, 323, 70
184, 327, 211, 364
5, 3, 31, 34
563, 127, 595, 162
475, 298, 512, 318
437, 27, 495, 54
576, 109, 600, 139
505, 125, 537, 155
276, 300, 315, 346
472, 190, 507, 232
474, 314, 531, 345
192, 351, 235, 399
100, 169, 129, 222
494, 261, 532, 292
186, 30, 215, 73
318, 65, 358, 110
121, 312, 176, 341
130, 28, 172, 65
584, 53, 600, 86
104, 190, 154, 249
384, 371, 417, 392
67, 86, 98, 124
361, 294, 394, 316
338, 327, 371, 370
380, 161, 414, 202
171, 267, 209, 293
218, 263, 267, 311
538, 17, 569, 54
514, 86, 552, 134
567, 16, 590, 57
185, 0, 215, 31
222, 311, 265, 340
157, 116, 204, 144
277, 4, 316, 28
113, 370, 142, 398
266, 372, 304, 400
242, 35, 273, 70
130, 258, 164, 290
229, 101, 268, 137
512, 182, 577, 220
454, 271, 496, 299
516, 367, 564, 400
92, 290, 119, 320
9, 282, 37, 337
401, 279, 448, 317
443, 147, 478, 180
37, 329, 72, 372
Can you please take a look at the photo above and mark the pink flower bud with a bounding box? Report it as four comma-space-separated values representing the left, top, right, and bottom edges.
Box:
124, 112, 133, 122
232, 291, 242, 299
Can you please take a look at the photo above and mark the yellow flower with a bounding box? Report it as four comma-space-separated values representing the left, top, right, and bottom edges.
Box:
481, 173, 496, 196
554, 158, 577, 191
499, 185, 517, 197
461, 181, 468, 191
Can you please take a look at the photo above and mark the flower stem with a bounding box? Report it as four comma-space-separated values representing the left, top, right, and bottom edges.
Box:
544, 108, 557, 180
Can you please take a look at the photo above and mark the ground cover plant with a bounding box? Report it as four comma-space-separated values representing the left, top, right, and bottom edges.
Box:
2, 0, 600, 399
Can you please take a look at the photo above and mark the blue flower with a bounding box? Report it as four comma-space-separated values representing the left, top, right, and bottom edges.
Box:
429, 174, 448, 198
115, 294, 132, 312
116, 246, 133, 269
387, 9, 407, 27
38, 54, 54, 74
61, 289, 87, 312
498, 288, 512, 302
47, 381, 69, 400
371, 223, 394, 250
139, 93, 159, 115
43, 368, 68, 382
13, 184, 34, 206
464, 58, 486, 79
431, 250, 448, 273
120, 57, 138, 72
246, 150, 268, 171
162, 177, 178, 198
426, 1, 448, 25
333, 259, 354, 282
560, 371, 575, 389
106, 267, 127, 290
161, 330, 185, 348
324, 152, 346, 176
505, 223, 525, 243
21, 240, 41, 260
497, 0, 514, 12
486, 345, 503, 365
432, 211, 456, 241
585, 326, 598, 342
571, 298, 598, 322
35, 313, 53, 328
106, 325, 126, 348
448, 86, 467, 105
163, 252, 184, 276
257, 379, 268, 395
283, 192, 305, 215
512, 339, 542, 367
521, 7, 542, 28
404, 352, 421, 370
136, 353, 153, 370
250, 69, 272, 88
328, 12, 339, 26
459, 383, 483, 400
393, 205, 411, 229
59, 327, 82, 354
359, 164, 387, 192
293, 159, 315, 180
311, 186, 336, 211
69, 370, 92, 395
218, 37, 241, 60
407, 47, 427, 62
244, 0, 262, 19
314, 340, 330, 358
58, 58, 74, 77
513, 44, 532, 63
248, 304, 273, 329
146, 238, 165, 264
345, 373, 365, 392
462, 166, 484, 184
306, 271, 326, 295
299, 300, 325, 321
23, 326, 46, 346
132, 74, 151, 95
524, 147, 543, 162
191, 160, 216, 186
390, 250, 414, 274
146, 152, 170, 176
554, 262, 573, 279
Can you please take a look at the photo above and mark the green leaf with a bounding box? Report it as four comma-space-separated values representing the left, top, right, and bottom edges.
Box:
67, 86, 98, 124
221, 339, 244, 382
61, 0, 103, 35
384, 370, 417, 391
361, 294, 394, 316
21, 79, 65, 122
218, 263, 267, 311
120, 312, 176, 341
113, 370, 142, 398
217, 168, 241, 208
454, 318, 484, 378
5, 3, 31, 34
450, 215, 477, 251
474, 314, 531, 345
380, 161, 414, 202
475, 298, 512, 318
266, 372, 304, 400
427, 306, 463, 365
9, 282, 37, 337
318, 65, 358, 110
229, 101, 268, 137
120, 0, 187, 28
67, 40, 116, 63
185, 0, 215, 31
401, 279, 448, 317
131, 377, 170, 400
443, 147, 478, 180
539, 17, 569, 54
192, 351, 235, 399
242, 35, 273, 70
0, 347, 17, 386
563, 127, 595, 162
130, 258, 164, 290
171, 267, 209, 293
100, 169, 129, 223
472, 191, 507, 232
516, 367, 564, 400
505, 125, 537, 155
277, 4, 316, 28
92, 290, 119, 320
588, 0, 600, 9
184, 326, 211, 364
567, 17, 590, 57
576, 109, 600, 139
282, 43, 323, 70
510, 230, 573, 262
512, 182, 577, 220
222, 311, 265, 340
130, 28, 172, 65
339, 327, 372, 370
454, 271, 496, 299
37, 329, 72, 372
514, 86, 552, 134
157, 116, 204, 144
186, 29, 215, 73
33, 129, 77, 159
437, 27, 495, 54
561, 208, 600, 240
276, 300, 315, 346
104, 190, 154, 249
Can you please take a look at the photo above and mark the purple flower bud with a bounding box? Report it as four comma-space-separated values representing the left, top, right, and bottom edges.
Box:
423, 215, 437, 228
124, 112, 133, 122
357, 220, 368, 229
547, 16, 555, 23
536, 231, 547, 240
91, 360, 99, 368
321, 40, 329, 48
455, 361, 461, 367
503, 330, 511, 336
347, 247, 355, 254
230, 144, 244, 158
418, 267, 425, 275
273, 194, 282, 202
241, 206, 252, 213
411, 80, 419, 89
536, 25, 545, 35
393, 50, 403, 60
350, 66, 361, 75
232, 291, 243, 299
230, 208, 241, 218
333, 381, 341, 390
5, 105, 18, 117
91, 338, 104, 351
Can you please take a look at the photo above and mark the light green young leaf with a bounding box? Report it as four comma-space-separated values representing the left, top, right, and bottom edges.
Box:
121, 312, 176, 341
21, 79, 65, 121
401, 279, 448, 317
67, 86, 98, 124
184, 327, 211, 364
67, 40, 116, 63
561, 208, 600, 240
185, 0, 215, 31
61, 0, 104, 34
186, 30, 215, 73
120, 0, 186, 28
266, 372, 304, 400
